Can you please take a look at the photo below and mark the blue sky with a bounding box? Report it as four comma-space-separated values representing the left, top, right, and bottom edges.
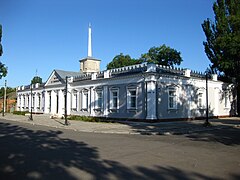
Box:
0, 0, 215, 87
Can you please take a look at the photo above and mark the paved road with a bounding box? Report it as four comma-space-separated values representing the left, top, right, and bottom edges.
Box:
0, 118, 239, 179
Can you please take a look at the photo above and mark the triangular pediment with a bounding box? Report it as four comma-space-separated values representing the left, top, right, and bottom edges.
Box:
45, 70, 65, 86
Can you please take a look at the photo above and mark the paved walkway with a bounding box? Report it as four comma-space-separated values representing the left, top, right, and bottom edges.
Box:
1, 113, 240, 135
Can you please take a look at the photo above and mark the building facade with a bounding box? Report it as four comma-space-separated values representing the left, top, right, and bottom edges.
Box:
16, 62, 235, 120
16, 25, 236, 120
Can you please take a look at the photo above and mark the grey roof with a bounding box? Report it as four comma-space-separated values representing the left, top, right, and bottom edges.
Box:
79, 56, 101, 62
54, 69, 81, 80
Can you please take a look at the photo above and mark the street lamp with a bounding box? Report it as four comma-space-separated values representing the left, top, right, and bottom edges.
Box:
64, 76, 69, 125
29, 83, 33, 121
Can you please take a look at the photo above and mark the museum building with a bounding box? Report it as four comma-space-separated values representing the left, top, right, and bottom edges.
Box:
16, 26, 235, 120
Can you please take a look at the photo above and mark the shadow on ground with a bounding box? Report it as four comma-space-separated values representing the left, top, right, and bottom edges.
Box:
185, 119, 240, 146
1, 121, 237, 179
186, 128, 240, 146
121, 118, 240, 146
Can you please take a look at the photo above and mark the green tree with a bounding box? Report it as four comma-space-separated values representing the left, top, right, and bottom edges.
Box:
31, 76, 42, 84
202, 0, 240, 115
141, 44, 183, 67
0, 87, 16, 98
107, 53, 142, 69
0, 24, 7, 79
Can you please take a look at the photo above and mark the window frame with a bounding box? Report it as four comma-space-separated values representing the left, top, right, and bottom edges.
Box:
224, 91, 230, 108
71, 90, 78, 111
110, 88, 119, 110
198, 91, 203, 109
81, 89, 89, 111
168, 87, 177, 109
37, 93, 41, 109
26, 95, 29, 109
95, 89, 103, 110
127, 87, 138, 110
23, 95, 26, 109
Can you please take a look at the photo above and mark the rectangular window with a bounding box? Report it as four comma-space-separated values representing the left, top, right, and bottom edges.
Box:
26, 96, 29, 109
224, 91, 229, 108
95, 90, 103, 109
72, 92, 77, 110
33, 96, 35, 109
38, 95, 41, 109
82, 91, 88, 110
41, 93, 44, 110
198, 92, 203, 108
168, 88, 177, 109
110, 89, 119, 109
23, 96, 25, 108
127, 89, 137, 109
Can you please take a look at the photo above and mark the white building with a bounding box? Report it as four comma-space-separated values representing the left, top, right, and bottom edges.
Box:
16, 25, 236, 120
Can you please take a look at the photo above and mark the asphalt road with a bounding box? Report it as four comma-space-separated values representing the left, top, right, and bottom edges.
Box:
0, 118, 239, 180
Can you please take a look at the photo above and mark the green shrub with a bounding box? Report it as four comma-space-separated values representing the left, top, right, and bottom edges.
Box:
13, 111, 28, 116
68, 115, 101, 122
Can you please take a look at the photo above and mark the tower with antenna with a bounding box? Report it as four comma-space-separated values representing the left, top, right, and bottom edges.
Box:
79, 23, 101, 73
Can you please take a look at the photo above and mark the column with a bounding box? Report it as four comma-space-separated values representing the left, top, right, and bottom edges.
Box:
90, 87, 95, 116
51, 90, 56, 114
44, 91, 49, 113
41, 91, 45, 113
67, 89, 71, 115
58, 89, 64, 115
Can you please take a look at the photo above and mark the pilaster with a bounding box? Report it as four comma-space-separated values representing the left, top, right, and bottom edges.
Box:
145, 74, 157, 120
90, 87, 95, 116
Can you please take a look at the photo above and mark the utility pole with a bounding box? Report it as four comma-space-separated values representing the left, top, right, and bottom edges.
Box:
2, 80, 6, 116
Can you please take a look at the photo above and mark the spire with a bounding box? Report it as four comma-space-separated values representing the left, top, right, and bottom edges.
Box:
88, 23, 92, 57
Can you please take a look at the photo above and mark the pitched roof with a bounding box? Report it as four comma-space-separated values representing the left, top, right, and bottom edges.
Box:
54, 69, 81, 81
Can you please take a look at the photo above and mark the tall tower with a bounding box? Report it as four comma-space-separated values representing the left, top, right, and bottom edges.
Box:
79, 23, 101, 73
